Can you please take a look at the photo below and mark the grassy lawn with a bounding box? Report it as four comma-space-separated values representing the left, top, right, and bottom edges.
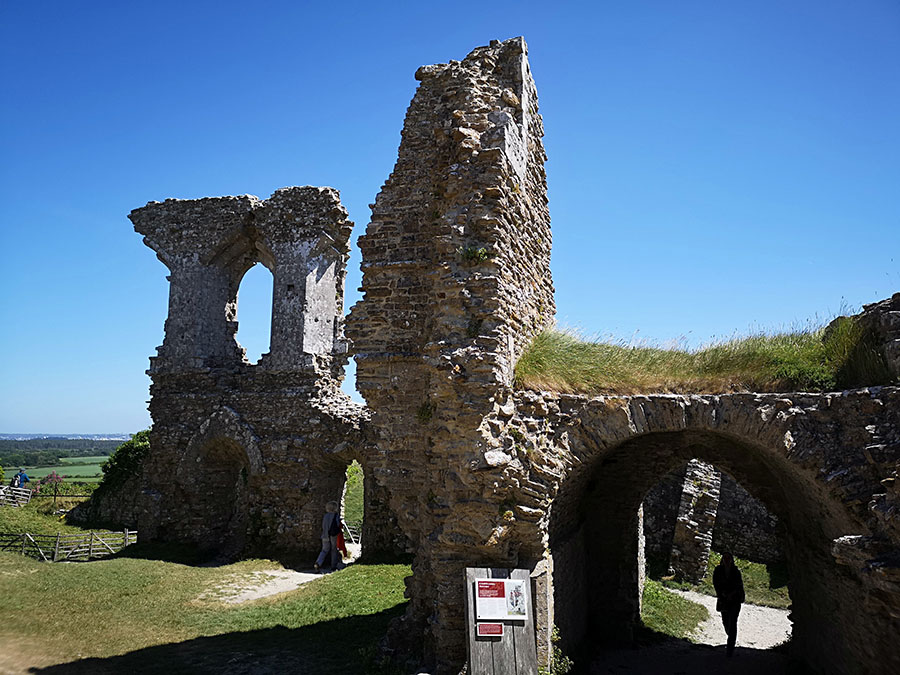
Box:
0, 500, 97, 536
515, 315, 892, 395
0, 549, 410, 673
641, 579, 709, 639
660, 551, 791, 609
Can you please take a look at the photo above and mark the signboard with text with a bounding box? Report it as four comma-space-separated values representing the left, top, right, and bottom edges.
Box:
476, 622, 504, 637
465, 568, 538, 674
474, 578, 528, 621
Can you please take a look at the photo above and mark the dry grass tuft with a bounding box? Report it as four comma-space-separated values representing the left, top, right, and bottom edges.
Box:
515, 315, 892, 395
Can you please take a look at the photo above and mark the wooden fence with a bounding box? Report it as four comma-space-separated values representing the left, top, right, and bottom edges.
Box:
0, 530, 137, 562
0, 486, 33, 508
344, 522, 361, 545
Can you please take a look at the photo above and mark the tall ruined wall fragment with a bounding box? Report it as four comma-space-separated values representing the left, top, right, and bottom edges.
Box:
346, 37, 555, 670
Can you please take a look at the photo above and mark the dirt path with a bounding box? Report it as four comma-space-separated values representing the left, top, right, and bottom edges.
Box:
201, 543, 362, 604
590, 591, 792, 674
669, 589, 791, 650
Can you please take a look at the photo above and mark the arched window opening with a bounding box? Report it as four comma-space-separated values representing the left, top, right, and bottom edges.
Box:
341, 460, 365, 559
234, 262, 274, 364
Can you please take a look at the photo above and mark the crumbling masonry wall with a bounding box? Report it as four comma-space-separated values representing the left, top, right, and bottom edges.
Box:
129, 187, 398, 560
125, 37, 900, 675
643, 461, 784, 572
347, 39, 900, 675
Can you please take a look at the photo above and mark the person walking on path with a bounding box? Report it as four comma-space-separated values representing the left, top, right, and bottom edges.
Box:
314, 500, 342, 572
713, 552, 745, 657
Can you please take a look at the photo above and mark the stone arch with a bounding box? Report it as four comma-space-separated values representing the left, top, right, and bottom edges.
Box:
176, 408, 264, 553
547, 414, 869, 673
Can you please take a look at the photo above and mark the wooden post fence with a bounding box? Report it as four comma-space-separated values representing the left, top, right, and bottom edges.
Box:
0, 530, 138, 562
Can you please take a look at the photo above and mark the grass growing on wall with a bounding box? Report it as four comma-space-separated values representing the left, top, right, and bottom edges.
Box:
515, 315, 892, 395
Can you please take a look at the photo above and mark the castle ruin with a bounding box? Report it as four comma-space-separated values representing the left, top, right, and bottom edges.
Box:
126, 38, 900, 674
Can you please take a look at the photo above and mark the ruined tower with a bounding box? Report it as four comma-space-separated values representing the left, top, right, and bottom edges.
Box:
130, 187, 381, 558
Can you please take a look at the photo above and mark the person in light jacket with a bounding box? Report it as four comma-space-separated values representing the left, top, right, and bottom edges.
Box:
314, 500, 341, 572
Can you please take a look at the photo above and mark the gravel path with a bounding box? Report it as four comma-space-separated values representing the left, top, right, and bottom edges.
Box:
202, 543, 363, 604
590, 591, 792, 674
669, 589, 791, 649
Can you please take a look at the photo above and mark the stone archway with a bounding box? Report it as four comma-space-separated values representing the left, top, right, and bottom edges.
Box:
174, 407, 265, 554
179, 436, 253, 554
547, 424, 871, 674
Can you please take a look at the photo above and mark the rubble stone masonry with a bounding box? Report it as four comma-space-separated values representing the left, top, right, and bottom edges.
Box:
122, 38, 900, 675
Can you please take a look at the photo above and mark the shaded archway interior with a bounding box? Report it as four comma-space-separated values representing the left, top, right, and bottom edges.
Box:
548, 429, 868, 666
179, 437, 252, 554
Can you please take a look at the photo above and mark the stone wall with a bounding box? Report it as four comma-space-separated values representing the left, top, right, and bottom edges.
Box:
122, 37, 900, 675
668, 459, 721, 582
344, 37, 556, 667
643, 462, 784, 569
128, 187, 400, 561
713, 472, 782, 563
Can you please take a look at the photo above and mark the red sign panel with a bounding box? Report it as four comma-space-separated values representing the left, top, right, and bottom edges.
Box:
477, 580, 505, 598
477, 622, 504, 637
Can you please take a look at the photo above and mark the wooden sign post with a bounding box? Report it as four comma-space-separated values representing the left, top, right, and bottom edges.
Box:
465, 567, 538, 675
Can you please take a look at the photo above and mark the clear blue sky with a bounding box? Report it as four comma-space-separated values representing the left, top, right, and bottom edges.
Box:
1, 1, 898, 433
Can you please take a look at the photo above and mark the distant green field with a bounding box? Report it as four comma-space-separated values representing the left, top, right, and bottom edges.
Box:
59, 455, 109, 464
4, 463, 104, 482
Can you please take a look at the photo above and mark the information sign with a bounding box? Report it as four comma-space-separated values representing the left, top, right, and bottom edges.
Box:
476, 622, 504, 637
474, 578, 528, 621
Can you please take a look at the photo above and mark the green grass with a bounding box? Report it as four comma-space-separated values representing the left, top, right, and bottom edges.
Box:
0, 550, 410, 672
59, 455, 110, 464
515, 315, 893, 395
344, 460, 364, 529
0, 500, 99, 535
25, 463, 104, 480
641, 579, 709, 639
660, 551, 791, 609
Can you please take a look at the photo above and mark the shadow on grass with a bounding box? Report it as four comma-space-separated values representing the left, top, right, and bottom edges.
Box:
111, 541, 222, 566
581, 629, 810, 675
30, 605, 407, 675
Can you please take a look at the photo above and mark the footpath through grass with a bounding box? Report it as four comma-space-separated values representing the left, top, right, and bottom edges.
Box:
658, 551, 791, 609
516, 315, 893, 395
0, 550, 409, 672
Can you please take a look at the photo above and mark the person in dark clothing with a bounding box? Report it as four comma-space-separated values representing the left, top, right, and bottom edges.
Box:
713, 552, 745, 657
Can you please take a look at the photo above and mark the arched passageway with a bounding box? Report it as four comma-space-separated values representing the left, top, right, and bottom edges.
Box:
549, 429, 862, 672
180, 437, 252, 554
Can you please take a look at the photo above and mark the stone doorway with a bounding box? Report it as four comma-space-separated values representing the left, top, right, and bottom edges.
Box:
179, 437, 252, 555
548, 429, 856, 672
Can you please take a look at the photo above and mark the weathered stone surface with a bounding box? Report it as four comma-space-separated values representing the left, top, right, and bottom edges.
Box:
668, 459, 721, 583
126, 187, 402, 561
857, 293, 900, 379
114, 37, 900, 675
